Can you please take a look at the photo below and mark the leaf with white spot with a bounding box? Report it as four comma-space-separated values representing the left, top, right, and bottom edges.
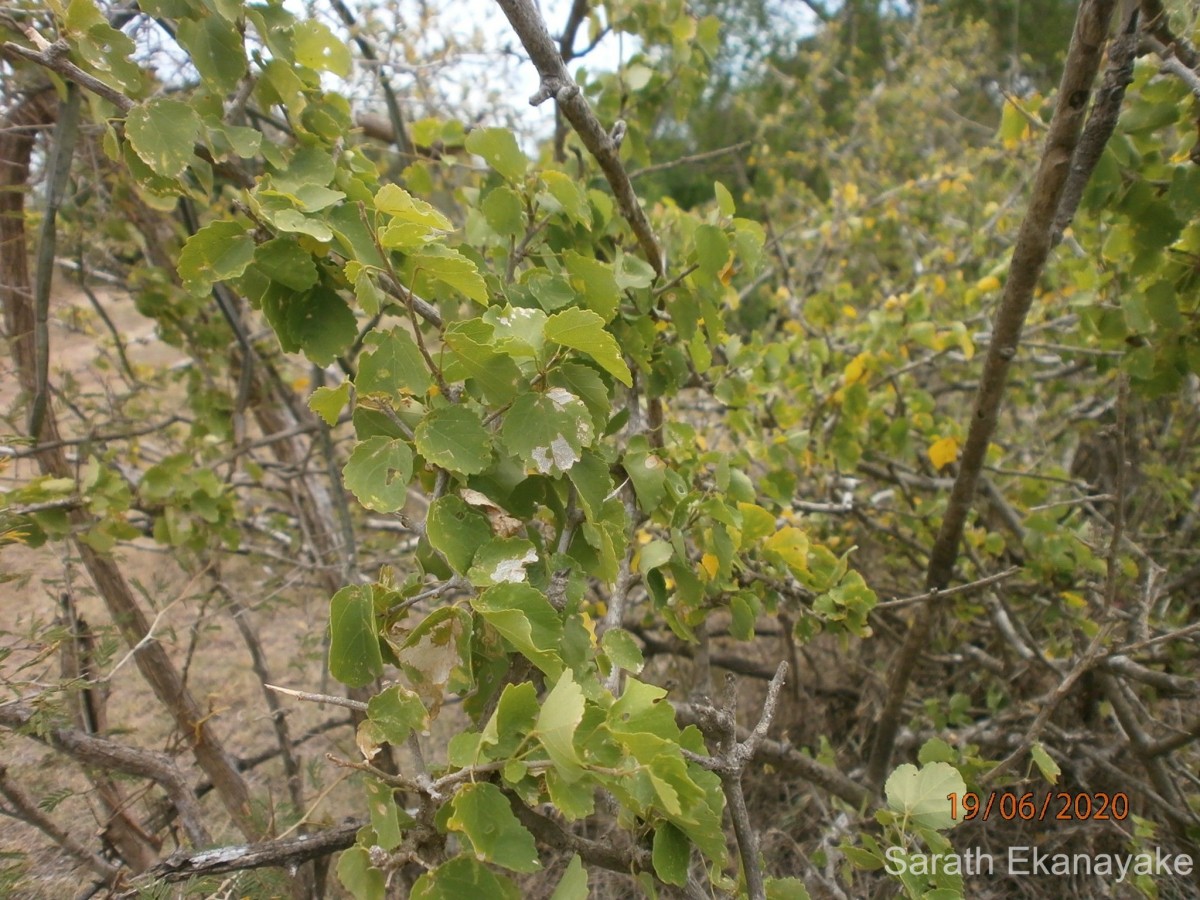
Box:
468, 537, 537, 587
501, 391, 593, 475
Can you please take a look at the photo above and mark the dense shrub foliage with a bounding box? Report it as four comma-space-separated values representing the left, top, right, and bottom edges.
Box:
1, 0, 1198, 896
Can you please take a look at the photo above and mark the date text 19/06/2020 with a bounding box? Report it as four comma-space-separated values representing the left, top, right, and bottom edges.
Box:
883, 846, 1193, 883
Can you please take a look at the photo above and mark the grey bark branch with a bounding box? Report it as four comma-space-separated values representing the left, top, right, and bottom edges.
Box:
494, 0, 666, 277
29, 83, 80, 440
145, 820, 363, 881
1052, 4, 1140, 245
0, 764, 121, 881
680, 664, 790, 900
0, 39, 134, 112
1138, 0, 1198, 68
0, 702, 212, 848
866, 0, 1120, 790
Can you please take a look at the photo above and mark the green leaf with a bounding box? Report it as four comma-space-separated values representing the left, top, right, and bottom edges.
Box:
309, 381, 350, 426
343, 436, 414, 512
917, 737, 956, 765
623, 444, 667, 511
272, 208, 334, 242
254, 238, 318, 291
623, 63, 653, 90
327, 202, 387, 267
601, 628, 644, 674
447, 783, 540, 873
126, 99, 201, 178
535, 668, 585, 780
765, 877, 812, 900
364, 777, 403, 851
608, 679, 679, 740
638, 539, 673, 573
714, 181, 736, 216
542, 171, 589, 225
482, 186, 524, 236
328, 585, 383, 687
443, 320, 522, 404
477, 681, 540, 761
465, 127, 527, 181
367, 685, 428, 745
337, 846, 385, 900
178, 221, 255, 295
426, 495, 492, 573
563, 251, 620, 321
527, 272, 576, 312
652, 822, 690, 886
545, 768, 595, 820
614, 252, 656, 290
549, 855, 588, 900
501, 389, 594, 475
211, 122, 262, 159
410, 856, 520, 900
376, 184, 453, 230
473, 583, 564, 676
1030, 742, 1061, 785
884, 762, 966, 830
353, 269, 385, 316
545, 308, 632, 386
414, 406, 492, 475
176, 16, 246, 92
410, 245, 489, 304
693, 224, 729, 277
566, 450, 613, 522
286, 286, 357, 365
356, 328, 432, 397
294, 19, 351, 76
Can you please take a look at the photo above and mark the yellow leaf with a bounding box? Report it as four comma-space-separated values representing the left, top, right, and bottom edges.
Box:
292, 376, 310, 391
841, 304, 858, 319
580, 611, 598, 645
843, 182, 859, 205
928, 436, 960, 470
975, 275, 1001, 293
764, 526, 809, 572
843, 352, 870, 385
1060, 591, 1087, 609
700, 553, 719, 581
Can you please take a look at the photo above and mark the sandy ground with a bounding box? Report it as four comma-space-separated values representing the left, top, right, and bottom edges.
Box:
1, 276, 359, 897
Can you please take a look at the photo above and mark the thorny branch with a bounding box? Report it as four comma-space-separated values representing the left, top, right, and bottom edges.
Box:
866, 0, 1121, 790
681, 663, 789, 900
494, 0, 666, 277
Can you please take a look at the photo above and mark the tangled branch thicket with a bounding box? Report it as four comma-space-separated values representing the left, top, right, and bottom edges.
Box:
2, 0, 1199, 897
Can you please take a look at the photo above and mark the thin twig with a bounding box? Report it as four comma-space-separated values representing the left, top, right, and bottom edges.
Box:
265, 684, 369, 712
874, 566, 1021, 610
630, 141, 754, 180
